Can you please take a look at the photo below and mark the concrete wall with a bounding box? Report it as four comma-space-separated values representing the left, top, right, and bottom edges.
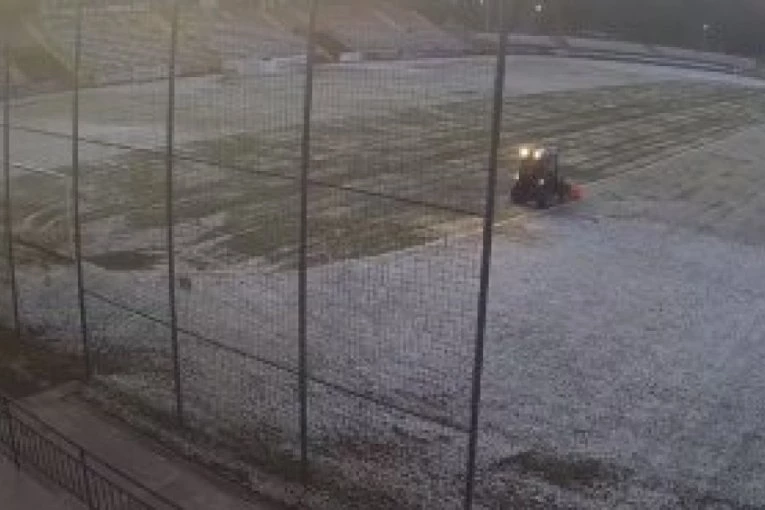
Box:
473, 33, 757, 74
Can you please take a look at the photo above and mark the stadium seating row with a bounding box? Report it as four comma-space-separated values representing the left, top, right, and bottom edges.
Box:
474, 33, 756, 74
3, 0, 756, 91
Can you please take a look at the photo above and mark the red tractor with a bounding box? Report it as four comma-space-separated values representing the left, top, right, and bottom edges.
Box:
511, 145, 580, 208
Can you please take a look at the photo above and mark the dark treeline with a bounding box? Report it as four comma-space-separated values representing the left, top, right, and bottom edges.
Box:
414, 0, 765, 56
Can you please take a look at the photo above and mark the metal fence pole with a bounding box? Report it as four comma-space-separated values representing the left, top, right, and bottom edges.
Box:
166, 0, 183, 427
2, 39, 19, 339
464, 1, 508, 508
2, 397, 19, 468
79, 448, 95, 509
72, 0, 91, 381
298, 0, 318, 482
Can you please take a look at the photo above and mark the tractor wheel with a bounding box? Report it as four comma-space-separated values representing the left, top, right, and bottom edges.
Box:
511, 187, 525, 205
558, 181, 572, 202
536, 191, 550, 209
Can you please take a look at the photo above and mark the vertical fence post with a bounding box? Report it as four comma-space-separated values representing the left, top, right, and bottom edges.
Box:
298, 0, 318, 483
166, 0, 183, 427
2, 397, 19, 468
2, 37, 19, 340
72, 0, 91, 381
79, 448, 95, 509
464, 1, 508, 508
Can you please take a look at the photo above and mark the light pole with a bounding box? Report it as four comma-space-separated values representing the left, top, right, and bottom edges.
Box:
702, 23, 710, 51
534, 3, 544, 34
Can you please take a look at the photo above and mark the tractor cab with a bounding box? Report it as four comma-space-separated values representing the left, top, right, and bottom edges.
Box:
511, 144, 570, 208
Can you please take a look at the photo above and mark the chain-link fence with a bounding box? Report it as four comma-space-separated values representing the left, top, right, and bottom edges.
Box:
7, 1, 765, 509
1, 0, 507, 508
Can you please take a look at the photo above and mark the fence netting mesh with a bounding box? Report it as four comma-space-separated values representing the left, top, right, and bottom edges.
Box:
1, 1, 509, 508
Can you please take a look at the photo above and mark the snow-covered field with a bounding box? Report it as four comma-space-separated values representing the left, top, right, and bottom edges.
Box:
5, 56, 765, 508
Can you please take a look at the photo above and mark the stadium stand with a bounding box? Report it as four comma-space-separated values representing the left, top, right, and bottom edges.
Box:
653, 44, 756, 72
179, 2, 305, 65
4, 0, 753, 94
0, 17, 72, 94
564, 37, 755, 72
39, 1, 220, 86
270, 0, 466, 59
373, 1, 467, 56
314, 1, 398, 55
566, 37, 657, 57
472, 32, 756, 74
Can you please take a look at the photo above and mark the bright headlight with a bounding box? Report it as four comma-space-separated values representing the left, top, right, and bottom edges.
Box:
519, 146, 531, 159
533, 148, 545, 160
538, 178, 545, 185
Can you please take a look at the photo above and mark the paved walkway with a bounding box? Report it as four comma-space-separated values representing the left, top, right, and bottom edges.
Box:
0, 455, 85, 510
17, 385, 282, 510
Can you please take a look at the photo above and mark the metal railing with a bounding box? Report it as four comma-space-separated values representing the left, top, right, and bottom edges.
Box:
0, 393, 183, 510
